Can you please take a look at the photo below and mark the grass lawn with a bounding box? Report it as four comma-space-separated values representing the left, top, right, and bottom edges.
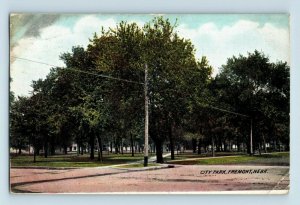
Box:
10, 152, 155, 168
10, 151, 289, 168
115, 163, 160, 169
164, 151, 247, 161
167, 152, 289, 166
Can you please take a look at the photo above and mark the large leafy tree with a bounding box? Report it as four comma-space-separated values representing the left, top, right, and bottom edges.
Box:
82, 17, 213, 162
214, 51, 289, 153
143, 18, 213, 162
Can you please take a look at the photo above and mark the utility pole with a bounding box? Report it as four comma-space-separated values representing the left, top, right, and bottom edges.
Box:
250, 118, 253, 155
144, 63, 149, 167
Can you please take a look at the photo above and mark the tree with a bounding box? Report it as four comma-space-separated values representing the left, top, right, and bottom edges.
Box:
10, 96, 29, 155
142, 18, 213, 162
214, 51, 290, 153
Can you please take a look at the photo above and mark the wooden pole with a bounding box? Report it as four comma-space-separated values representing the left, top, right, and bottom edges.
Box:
144, 64, 149, 167
250, 118, 253, 155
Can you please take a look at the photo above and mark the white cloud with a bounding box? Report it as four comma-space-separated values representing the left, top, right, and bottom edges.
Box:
10, 16, 118, 97
176, 20, 290, 76
74, 15, 116, 36
10, 18, 289, 97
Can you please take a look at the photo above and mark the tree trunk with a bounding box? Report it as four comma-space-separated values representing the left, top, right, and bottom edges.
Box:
169, 125, 175, 160
63, 145, 67, 155
155, 140, 163, 163
90, 135, 95, 160
115, 139, 119, 154
197, 138, 201, 154
237, 142, 241, 152
212, 136, 215, 157
99, 137, 103, 162
33, 147, 36, 163
130, 133, 134, 157
192, 138, 197, 153
121, 140, 124, 155
44, 141, 48, 158
96, 136, 103, 162
36, 148, 40, 155
216, 139, 220, 152
246, 141, 251, 154
262, 135, 267, 153
77, 143, 80, 156
224, 140, 228, 152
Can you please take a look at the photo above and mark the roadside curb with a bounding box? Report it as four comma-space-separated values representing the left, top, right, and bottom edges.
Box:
10, 164, 177, 171
112, 164, 176, 171
11, 166, 79, 170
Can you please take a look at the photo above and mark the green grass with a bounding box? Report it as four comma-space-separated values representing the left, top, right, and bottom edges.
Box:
168, 152, 289, 166
10, 152, 289, 168
165, 151, 246, 161
115, 163, 160, 169
10, 152, 155, 168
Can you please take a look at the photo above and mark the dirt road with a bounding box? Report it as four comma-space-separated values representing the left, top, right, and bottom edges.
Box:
10, 165, 289, 193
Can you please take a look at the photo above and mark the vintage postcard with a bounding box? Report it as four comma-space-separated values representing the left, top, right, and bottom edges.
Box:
9, 14, 290, 194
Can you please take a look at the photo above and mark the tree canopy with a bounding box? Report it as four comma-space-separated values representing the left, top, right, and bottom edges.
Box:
10, 17, 290, 163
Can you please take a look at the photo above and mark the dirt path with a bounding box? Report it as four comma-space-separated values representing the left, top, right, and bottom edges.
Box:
10, 165, 289, 193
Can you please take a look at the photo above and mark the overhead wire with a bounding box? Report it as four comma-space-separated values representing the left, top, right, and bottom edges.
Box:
12, 55, 249, 117
11, 55, 143, 85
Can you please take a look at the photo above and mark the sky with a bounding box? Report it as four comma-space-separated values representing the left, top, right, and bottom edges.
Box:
10, 14, 290, 97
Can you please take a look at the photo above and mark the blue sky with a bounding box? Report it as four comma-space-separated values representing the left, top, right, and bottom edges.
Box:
10, 14, 290, 97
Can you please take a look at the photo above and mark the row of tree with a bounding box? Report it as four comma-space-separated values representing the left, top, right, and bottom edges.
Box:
10, 17, 289, 163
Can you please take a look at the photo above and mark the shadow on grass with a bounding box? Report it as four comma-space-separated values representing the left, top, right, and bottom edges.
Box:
10, 153, 154, 167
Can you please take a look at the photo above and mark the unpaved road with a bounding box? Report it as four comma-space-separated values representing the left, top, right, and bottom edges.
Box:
10, 165, 289, 193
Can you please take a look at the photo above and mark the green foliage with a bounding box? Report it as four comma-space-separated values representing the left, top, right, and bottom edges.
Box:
10, 17, 289, 164
213, 51, 290, 152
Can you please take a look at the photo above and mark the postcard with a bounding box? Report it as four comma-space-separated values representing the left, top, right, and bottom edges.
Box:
9, 13, 290, 194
